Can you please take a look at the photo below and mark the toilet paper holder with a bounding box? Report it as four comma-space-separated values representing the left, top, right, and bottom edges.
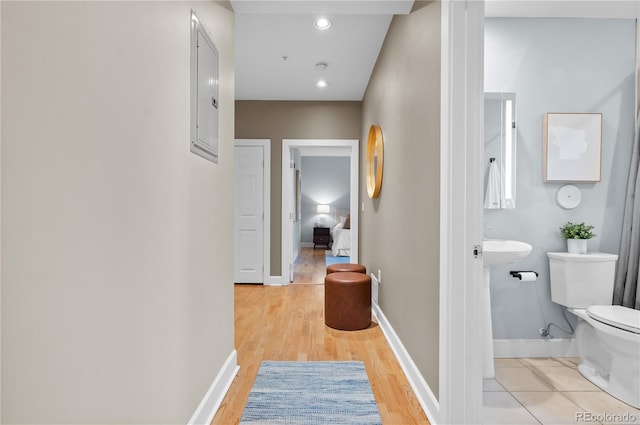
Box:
510, 271, 538, 279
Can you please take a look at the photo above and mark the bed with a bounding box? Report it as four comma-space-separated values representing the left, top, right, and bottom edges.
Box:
330, 213, 351, 257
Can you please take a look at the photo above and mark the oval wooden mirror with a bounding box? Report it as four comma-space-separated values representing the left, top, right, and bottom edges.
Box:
366, 125, 384, 198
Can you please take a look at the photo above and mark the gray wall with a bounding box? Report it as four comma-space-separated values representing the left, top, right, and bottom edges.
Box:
484, 18, 636, 339
300, 156, 350, 243
361, 2, 441, 398
1, 2, 236, 423
235, 101, 362, 275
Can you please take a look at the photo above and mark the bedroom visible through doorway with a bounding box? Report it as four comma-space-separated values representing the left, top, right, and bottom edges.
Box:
281, 139, 359, 284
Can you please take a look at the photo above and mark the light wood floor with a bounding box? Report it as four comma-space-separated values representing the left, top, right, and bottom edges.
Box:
292, 246, 327, 284
211, 259, 430, 424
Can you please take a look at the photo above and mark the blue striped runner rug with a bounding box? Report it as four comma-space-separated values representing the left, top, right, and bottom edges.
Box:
239, 361, 382, 425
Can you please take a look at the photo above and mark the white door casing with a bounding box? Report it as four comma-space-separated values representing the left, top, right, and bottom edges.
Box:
438, 1, 484, 424
281, 140, 359, 285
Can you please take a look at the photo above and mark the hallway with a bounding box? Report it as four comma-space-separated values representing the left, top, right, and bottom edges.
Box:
211, 283, 430, 424
292, 246, 329, 284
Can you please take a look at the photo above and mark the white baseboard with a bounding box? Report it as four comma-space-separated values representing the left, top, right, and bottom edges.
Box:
370, 274, 379, 305
372, 301, 440, 425
188, 349, 239, 425
300, 242, 314, 248
265, 276, 287, 286
493, 338, 577, 358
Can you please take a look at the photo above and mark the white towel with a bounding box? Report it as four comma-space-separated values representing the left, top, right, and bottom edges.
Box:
484, 160, 504, 209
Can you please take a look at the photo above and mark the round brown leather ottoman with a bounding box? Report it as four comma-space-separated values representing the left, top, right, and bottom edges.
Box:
326, 263, 366, 274
324, 272, 371, 331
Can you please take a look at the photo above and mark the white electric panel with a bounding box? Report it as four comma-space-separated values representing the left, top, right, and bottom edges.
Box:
190, 11, 219, 163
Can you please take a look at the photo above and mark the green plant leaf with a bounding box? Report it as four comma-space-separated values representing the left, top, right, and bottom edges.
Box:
559, 221, 595, 239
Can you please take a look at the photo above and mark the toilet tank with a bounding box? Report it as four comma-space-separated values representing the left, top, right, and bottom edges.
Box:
547, 252, 618, 308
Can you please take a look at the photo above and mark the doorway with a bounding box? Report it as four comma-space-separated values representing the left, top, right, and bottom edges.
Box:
281, 139, 359, 284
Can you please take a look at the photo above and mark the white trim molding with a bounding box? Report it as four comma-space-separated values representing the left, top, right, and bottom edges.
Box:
494, 339, 578, 358
281, 139, 359, 284
372, 300, 439, 424
265, 276, 287, 286
439, 1, 485, 424
188, 349, 239, 425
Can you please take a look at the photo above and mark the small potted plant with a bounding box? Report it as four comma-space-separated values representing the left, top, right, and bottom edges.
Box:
560, 221, 596, 254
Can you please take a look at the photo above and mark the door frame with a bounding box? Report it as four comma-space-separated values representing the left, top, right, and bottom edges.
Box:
234, 139, 271, 284
281, 139, 359, 285
438, 1, 484, 424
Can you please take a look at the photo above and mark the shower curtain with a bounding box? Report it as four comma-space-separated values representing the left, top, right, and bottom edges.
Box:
613, 108, 640, 310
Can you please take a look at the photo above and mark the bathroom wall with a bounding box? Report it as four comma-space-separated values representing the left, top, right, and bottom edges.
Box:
300, 156, 350, 243
484, 18, 636, 340
2, 2, 235, 422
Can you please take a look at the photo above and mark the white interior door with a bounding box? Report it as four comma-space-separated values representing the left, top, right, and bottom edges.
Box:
234, 145, 264, 283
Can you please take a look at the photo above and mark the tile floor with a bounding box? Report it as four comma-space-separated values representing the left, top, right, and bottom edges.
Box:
483, 357, 640, 425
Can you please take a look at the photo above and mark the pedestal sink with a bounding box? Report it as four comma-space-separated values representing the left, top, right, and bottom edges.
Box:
483, 240, 533, 266
482, 239, 533, 378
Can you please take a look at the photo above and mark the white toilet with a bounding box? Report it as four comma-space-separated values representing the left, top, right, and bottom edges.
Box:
548, 252, 640, 409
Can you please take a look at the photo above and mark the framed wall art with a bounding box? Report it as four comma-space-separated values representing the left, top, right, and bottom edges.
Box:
543, 112, 602, 182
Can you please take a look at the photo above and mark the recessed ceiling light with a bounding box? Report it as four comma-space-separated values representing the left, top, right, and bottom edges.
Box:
316, 80, 328, 88
313, 18, 331, 30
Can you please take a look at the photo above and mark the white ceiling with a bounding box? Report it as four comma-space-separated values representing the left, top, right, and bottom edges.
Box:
232, 0, 414, 101
233, 1, 639, 101
485, 0, 640, 18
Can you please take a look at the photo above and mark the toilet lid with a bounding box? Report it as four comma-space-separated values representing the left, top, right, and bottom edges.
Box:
587, 305, 640, 334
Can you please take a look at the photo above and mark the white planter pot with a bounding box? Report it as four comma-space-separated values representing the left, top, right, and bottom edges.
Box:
567, 239, 588, 254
